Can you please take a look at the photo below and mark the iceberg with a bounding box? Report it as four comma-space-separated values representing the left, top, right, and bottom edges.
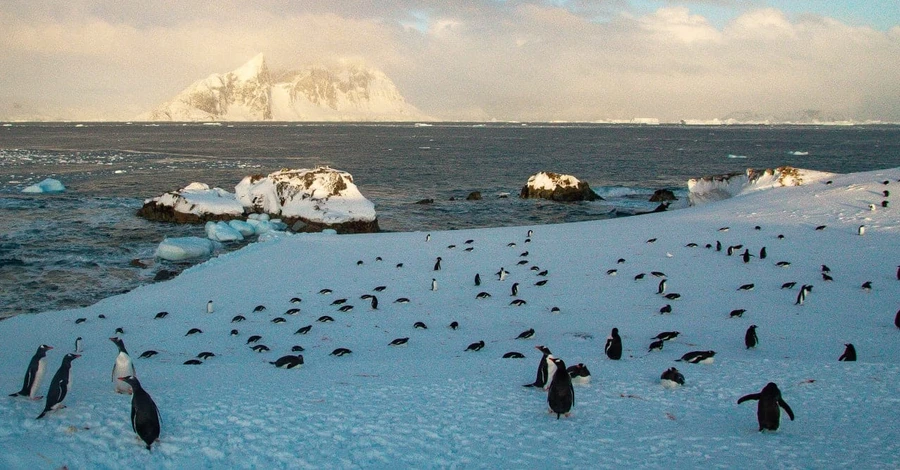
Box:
155, 237, 218, 261
21, 178, 65, 194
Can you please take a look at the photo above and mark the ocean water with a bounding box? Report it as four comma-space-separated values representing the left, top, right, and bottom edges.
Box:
1, 122, 898, 317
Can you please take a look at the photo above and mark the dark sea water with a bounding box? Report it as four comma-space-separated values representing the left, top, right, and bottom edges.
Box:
1, 122, 898, 317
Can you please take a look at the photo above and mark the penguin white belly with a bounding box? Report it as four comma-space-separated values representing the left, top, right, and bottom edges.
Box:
697, 357, 715, 365
113, 353, 135, 393
543, 360, 558, 391
660, 379, 681, 389
29, 358, 48, 399
570, 375, 591, 385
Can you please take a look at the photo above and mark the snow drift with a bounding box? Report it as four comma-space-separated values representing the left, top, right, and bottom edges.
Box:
687, 166, 834, 206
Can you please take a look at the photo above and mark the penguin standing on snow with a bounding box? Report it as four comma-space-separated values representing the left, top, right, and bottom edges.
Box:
547, 357, 574, 419
118, 376, 161, 451
206, 300, 214, 313
605, 328, 623, 360
74, 337, 83, 353
431, 279, 438, 291
511, 283, 519, 297
10, 344, 54, 400
656, 279, 667, 295
839, 343, 857, 361
474, 273, 481, 286
737, 382, 794, 431
523, 345, 553, 388
36, 353, 80, 419
745, 325, 759, 349
433, 257, 442, 271
110, 337, 136, 394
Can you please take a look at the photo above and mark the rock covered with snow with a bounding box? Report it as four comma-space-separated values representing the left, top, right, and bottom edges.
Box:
687, 166, 834, 206
21, 178, 65, 193
519, 172, 600, 202
137, 182, 246, 224
155, 237, 220, 261
235, 167, 379, 233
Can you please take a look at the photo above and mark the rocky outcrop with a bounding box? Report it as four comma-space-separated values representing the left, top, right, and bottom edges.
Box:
649, 189, 677, 202
466, 191, 482, 201
519, 172, 600, 202
137, 183, 245, 224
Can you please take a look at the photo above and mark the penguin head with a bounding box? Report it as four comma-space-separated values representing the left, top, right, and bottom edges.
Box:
63, 353, 81, 363
118, 375, 140, 388
39, 344, 54, 352
749, 325, 757, 330
535, 345, 552, 355
611, 328, 619, 335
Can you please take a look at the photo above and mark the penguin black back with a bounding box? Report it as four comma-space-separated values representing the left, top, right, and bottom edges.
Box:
36, 353, 80, 419
745, 325, 758, 349
737, 382, 794, 431
524, 345, 552, 388
605, 328, 622, 360
839, 343, 857, 361
10, 344, 53, 398
547, 357, 574, 419
118, 376, 161, 451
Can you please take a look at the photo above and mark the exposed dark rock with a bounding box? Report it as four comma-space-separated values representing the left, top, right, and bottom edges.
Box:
466, 191, 482, 201
649, 189, 677, 202
153, 270, 178, 281
136, 201, 239, 224
519, 172, 601, 202
415, 198, 434, 205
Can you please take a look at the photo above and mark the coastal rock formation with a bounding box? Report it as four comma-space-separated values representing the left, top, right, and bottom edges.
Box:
235, 167, 378, 233
137, 183, 245, 224
687, 166, 834, 206
519, 172, 600, 202
649, 189, 677, 202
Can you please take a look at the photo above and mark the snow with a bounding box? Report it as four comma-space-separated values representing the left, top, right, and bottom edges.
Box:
526, 171, 582, 191
149, 183, 245, 217
687, 166, 834, 206
21, 178, 65, 193
1, 167, 899, 468
154, 237, 219, 261
205, 221, 244, 242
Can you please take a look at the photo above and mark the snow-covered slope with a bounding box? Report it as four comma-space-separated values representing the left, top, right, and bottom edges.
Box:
139, 55, 428, 122
0, 168, 898, 468
688, 166, 834, 206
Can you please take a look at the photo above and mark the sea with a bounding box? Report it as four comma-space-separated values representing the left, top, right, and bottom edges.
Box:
1, 122, 898, 318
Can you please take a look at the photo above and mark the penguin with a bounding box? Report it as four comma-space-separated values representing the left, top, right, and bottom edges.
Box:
520, 251, 529, 257
795, 284, 809, 305
183, 359, 203, 365
896, 265, 900, 281
664, 293, 682, 300
373, 285, 387, 292
474, 273, 481, 286
425, 233, 431, 242
185, 328, 203, 336
895, 308, 900, 329
737, 284, 755, 291
154, 311, 168, 319
516, 328, 535, 340
605, 328, 623, 360
884, 190, 891, 197
74, 337, 83, 353
527, 229, 534, 237
660, 367, 685, 388
330, 348, 352, 356
497, 267, 508, 281
617, 258, 626, 264
858, 225, 865, 236
270, 355, 304, 369
781, 282, 797, 289
284, 308, 300, 315
566, 363, 591, 385
776, 261, 791, 267
431, 279, 438, 291
197, 352, 215, 360
822, 272, 833, 282
291, 345, 305, 352
648, 340, 664, 352
230, 329, 239, 336
370, 296, 379, 310
727, 246, 735, 256
138, 350, 158, 359
839, 343, 857, 361
730, 309, 746, 318
646, 238, 657, 244
251, 345, 270, 352
653, 331, 679, 342
231, 315, 246, 323
10, 344, 54, 399
741, 249, 754, 263
607, 269, 618, 276
861, 281, 872, 292
115, 327, 125, 335
413, 321, 428, 329
338, 305, 353, 312
206, 300, 214, 313
246, 335, 262, 344
737, 382, 794, 431
537, 269, 549, 277
270, 317, 286, 324
509, 299, 527, 306
759, 247, 767, 259
331, 298, 348, 305
319, 288, 333, 295
656, 279, 667, 295
524, 345, 553, 388
36, 353, 81, 419
745, 325, 759, 349
651, 271, 666, 278
815, 225, 827, 231
318, 315, 335, 322
634, 273, 646, 281
547, 357, 574, 419
117, 376, 161, 451
289, 297, 302, 303
716, 241, 722, 252
394, 297, 411, 304
253, 305, 266, 312
511, 283, 519, 297
110, 337, 135, 394
869, 203, 877, 211
465, 340, 485, 352
503, 352, 525, 359
389, 337, 409, 346
677, 350, 716, 364
659, 304, 673, 314
534, 280, 548, 287
449, 321, 459, 330
821, 264, 831, 273
434, 257, 442, 271
882, 200, 889, 208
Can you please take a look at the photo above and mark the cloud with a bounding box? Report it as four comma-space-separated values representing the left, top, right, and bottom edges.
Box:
0, 2, 898, 121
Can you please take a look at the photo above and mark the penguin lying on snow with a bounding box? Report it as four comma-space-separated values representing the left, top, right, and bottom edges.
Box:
10, 344, 54, 400
660, 367, 685, 388
566, 363, 591, 385
37, 353, 80, 419
677, 350, 716, 364
737, 382, 794, 431
118, 376, 161, 451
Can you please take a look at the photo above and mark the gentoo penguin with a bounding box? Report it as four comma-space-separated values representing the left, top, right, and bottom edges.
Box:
737, 382, 794, 431
389, 337, 409, 346
839, 343, 857, 361
656, 279, 667, 295
759, 247, 767, 259
74, 337, 83, 353
745, 325, 759, 349
677, 350, 716, 364
659, 304, 672, 314
896, 265, 900, 281
653, 331, 680, 341
516, 328, 535, 340
648, 340, 664, 352
566, 363, 591, 384
730, 309, 746, 318
524, 345, 553, 388
465, 340, 485, 352
861, 281, 872, 292
547, 357, 574, 419
497, 267, 508, 281
431, 279, 438, 291
370, 296, 379, 310
741, 249, 754, 263
511, 283, 519, 296
716, 241, 722, 252
330, 348, 352, 356
413, 321, 428, 329
206, 300, 214, 313
660, 367, 685, 388
270, 355, 304, 369
605, 328, 623, 360
110, 337, 135, 394
527, 229, 534, 237
781, 282, 797, 289
474, 273, 481, 286
434, 257, 442, 271
449, 321, 459, 330
795, 284, 810, 305
503, 352, 525, 359
858, 225, 865, 236
425, 233, 431, 242
10, 344, 54, 399
895, 308, 900, 329
37, 353, 81, 419
117, 376, 161, 451
154, 311, 168, 319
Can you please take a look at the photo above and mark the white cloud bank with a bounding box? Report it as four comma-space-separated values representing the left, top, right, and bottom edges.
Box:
0, 2, 898, 121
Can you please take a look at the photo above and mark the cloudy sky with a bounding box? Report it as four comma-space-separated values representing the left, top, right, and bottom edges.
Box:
2, 0, 899, 121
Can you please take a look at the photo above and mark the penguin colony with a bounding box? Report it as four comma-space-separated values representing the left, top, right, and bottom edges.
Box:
5, 173, 898, 456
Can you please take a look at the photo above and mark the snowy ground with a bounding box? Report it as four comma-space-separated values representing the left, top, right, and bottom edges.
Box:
1, 168, 898, 469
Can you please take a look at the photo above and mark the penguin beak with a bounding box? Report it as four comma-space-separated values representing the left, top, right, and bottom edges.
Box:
46, 346, 54, 350
73, 354, 81, 359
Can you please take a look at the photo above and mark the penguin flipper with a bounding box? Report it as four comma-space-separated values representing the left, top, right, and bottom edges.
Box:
737, 393, 761, 404
779, 399, 795, 421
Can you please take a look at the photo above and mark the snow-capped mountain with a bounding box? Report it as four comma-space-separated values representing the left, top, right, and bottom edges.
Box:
139, 54, 429, 122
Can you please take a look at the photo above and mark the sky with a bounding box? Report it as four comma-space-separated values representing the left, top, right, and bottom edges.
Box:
1, 0, 899, 122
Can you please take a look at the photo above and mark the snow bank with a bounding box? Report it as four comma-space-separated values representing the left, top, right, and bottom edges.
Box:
154, 237, 218, 261
2, 167, 898, 468
138, 182, 245, 223
235, 167, 378, 232
688, 166, 834, 205
21, 178, 65, 193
